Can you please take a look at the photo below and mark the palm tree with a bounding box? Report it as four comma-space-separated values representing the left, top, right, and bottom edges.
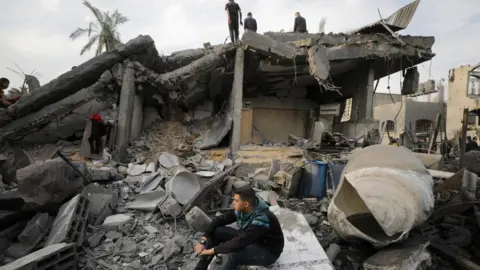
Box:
318, 17, 327, 33
69, 1, 128, 56
6, 86, 28, 99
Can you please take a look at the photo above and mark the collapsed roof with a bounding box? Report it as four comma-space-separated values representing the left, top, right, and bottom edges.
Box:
0, 0, 434, 145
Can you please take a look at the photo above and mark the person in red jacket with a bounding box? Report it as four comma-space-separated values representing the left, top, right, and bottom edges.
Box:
88, 113, 108, 154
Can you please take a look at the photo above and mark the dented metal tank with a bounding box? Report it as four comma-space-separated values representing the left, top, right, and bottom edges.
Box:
327, 145, 434, 248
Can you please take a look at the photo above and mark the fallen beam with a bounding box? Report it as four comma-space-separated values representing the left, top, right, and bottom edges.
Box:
0, 71, 116, 144
8, 35, 155, 119
307, 44, 330, 82
242, 30, 306, 61
158, 44, 235, 90
327, 42, 434, 61
264, 32, 435, 50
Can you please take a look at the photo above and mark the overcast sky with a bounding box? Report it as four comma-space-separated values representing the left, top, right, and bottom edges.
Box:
1, 0, 479, 96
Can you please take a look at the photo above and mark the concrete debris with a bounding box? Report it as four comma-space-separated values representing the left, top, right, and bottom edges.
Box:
363, 237, 431, 270
45, 193, 90, 246
185, 206, 211, 232
198, 113, 232, 150
139, 172, 164, 193
102, 214, 132, 228
328, 145, 434, 248
0, 243, 77, 270
165, 170, 201, 205
126, 163, 147, 176
82, 184, 118, 225
16, 158, 87, 210
126, 188, 166, 211
0, 10, 445, 269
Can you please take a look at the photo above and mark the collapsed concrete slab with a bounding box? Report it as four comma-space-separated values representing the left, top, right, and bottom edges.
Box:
16, 158, 87, 210
0, 243, 77, 270
259, 206, 334, 269
307, 44, 330, 82
363, 237, 431, 270
198, 113, 232, 150
241, 30, 306, 62
45, 193, 90, 247
7, 35, 156, 119
5, 213, 51, 259
0, 71, 117, 144
82, 184, 118, 225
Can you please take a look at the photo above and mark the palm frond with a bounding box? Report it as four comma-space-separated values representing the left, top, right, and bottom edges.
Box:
70, 28, 89, 40
80, 35, 99, 55
83, 0, 104, 24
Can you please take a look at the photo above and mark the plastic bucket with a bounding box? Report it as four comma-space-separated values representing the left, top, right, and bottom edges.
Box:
298, 160, 328, 198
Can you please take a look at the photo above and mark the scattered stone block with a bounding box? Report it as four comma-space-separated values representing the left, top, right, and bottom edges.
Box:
82, 184, 118, 225
102, 214, 132, 228
186, 206, 212, 232
363, 237, 431, 270
45, 193, 91, 247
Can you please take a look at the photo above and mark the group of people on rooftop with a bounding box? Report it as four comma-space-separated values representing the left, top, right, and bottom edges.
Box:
225, 0, 308, 43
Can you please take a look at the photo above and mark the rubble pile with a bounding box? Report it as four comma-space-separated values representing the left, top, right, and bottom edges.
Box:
3, 1, 475, 268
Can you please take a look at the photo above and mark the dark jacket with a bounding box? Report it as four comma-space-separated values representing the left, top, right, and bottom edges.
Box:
294, 16, 307, 33
244, 17, 257, 32
204, 198, 284, 256
466, 140, 478, 152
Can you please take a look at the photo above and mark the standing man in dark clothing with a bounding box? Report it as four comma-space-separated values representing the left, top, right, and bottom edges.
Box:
193, 186, 284, 270
88, 113, 108, 154
466, 136, 478, 152
225, 0, 243, 43
294, 12, 307, 33
244, 12, 257, 32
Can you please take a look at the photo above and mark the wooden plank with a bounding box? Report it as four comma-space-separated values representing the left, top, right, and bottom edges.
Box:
240, 108, 253, 144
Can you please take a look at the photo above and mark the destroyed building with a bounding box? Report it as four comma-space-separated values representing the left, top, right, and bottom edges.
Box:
447, 64, 480, 138
7, 1, 480, 269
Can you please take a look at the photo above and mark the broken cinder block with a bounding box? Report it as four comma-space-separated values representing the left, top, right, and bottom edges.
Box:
186, 206, 212, 232
44, 193, 91, 247
0, 243, 77, 270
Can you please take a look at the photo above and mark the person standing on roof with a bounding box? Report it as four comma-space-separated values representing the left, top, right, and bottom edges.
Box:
225, 0, 243, 43
244, 12, 257, 32
293, 12, 307, 33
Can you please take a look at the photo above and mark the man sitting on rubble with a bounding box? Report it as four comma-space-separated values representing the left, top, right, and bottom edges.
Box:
194, 186, 284, 270
88, 113, 108, 154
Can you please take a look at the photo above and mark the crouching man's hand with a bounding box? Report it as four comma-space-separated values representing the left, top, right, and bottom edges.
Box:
194, 243, 205, 255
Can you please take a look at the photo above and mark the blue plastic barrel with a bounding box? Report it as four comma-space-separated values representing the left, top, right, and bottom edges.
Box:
298, 160, 328, 198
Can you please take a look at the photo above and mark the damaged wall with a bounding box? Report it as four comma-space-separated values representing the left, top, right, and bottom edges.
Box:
244, 97, 318, 143
446, 65, 480, 137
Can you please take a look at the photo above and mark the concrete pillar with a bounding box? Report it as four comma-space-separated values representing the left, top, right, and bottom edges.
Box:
365, 66, 375, 120
116, 62, 136, 159
350, 65, 375, 122
131, 94, 143, 141
230, 48, 245, 155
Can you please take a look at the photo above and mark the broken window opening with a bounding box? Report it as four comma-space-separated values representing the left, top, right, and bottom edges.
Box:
415, 119, 433, 134
341, 98, 352, 122
467, 69, 480, 99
